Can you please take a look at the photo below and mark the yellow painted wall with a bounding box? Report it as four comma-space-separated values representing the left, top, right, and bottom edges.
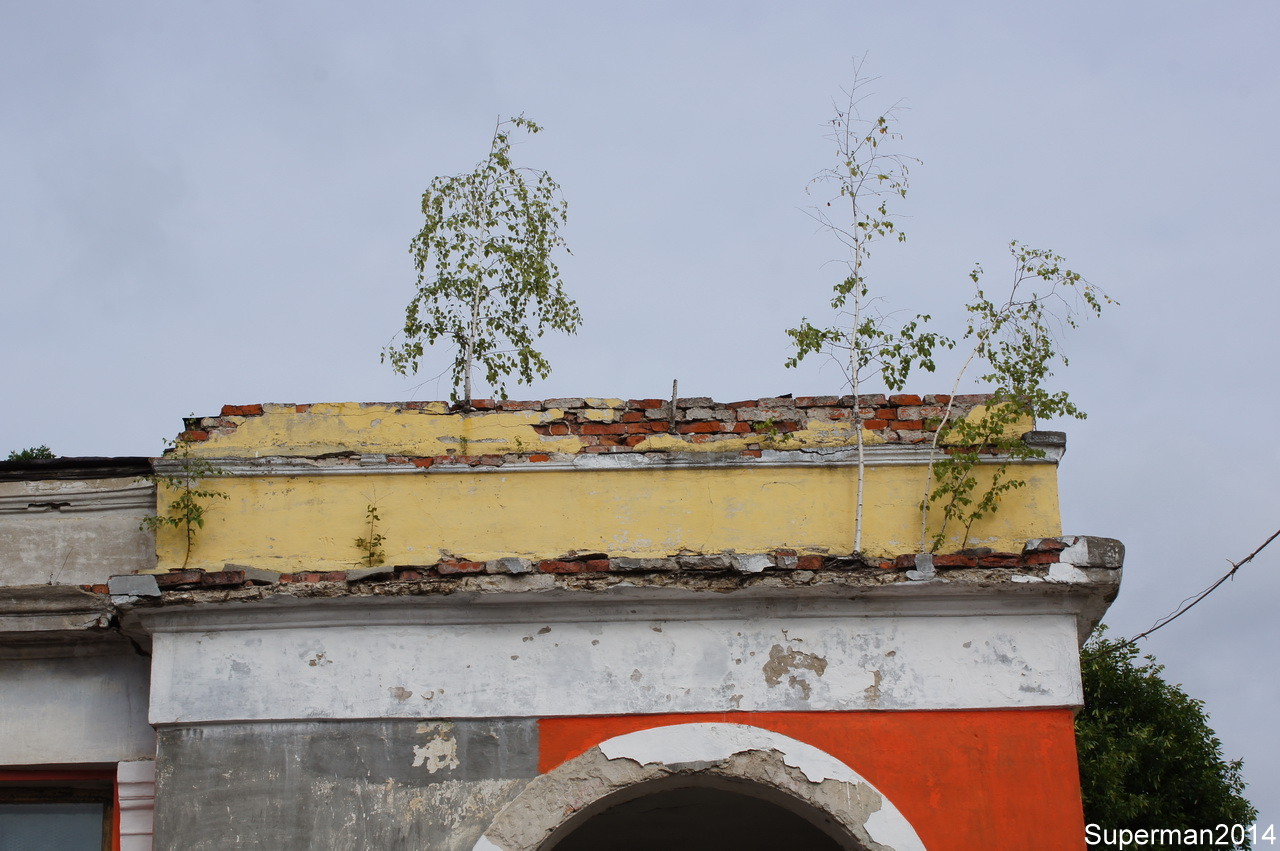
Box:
153, 463, 1060, 573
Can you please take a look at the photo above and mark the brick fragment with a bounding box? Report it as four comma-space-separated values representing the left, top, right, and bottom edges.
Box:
931, 554, 977, 568
795, 555, 824, 570
201, 570, 246, 587
411, 457, 434, 468
179, 430, 209, 442
888, 394, 921, 406
437, 560, 485, 575
582, 423, 627, 435
676, 421, 722, 434
538, 559, 609, 574
528, 453, 551, 462
1025, 538, 1069, 553
975, 553, 1021, 568
157, 569, 203, 588
1024, 552, 1060, 565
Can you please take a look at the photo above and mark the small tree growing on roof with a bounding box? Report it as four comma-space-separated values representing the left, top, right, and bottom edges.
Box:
383, 115, 581, 408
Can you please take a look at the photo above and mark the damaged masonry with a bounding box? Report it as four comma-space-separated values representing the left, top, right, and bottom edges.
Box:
1, 394, 1122, 850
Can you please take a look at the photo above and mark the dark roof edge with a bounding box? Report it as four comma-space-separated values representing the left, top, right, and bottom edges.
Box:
0, 457, 152, 481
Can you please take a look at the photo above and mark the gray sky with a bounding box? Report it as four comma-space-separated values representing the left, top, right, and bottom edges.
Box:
4, 0, 1277, 829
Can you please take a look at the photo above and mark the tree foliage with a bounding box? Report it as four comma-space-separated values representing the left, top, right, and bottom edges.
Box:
784, 70, 950, 552
6, 445, 55, 460
921, 243, 1112, 551
384, 115, 580, 406
1077, 628, 1256, 847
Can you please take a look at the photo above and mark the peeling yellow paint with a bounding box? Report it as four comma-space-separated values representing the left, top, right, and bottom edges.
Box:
153, 462, 1060, 572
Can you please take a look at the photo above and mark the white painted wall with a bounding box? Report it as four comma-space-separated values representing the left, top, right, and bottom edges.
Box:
145, 595, 1084, 724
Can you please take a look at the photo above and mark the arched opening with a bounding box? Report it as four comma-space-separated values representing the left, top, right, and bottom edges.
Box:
547, 780, 848, 851
473, 723, 924, 851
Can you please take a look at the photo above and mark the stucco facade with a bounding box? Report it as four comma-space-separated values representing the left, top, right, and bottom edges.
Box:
0, 394, 1122, 850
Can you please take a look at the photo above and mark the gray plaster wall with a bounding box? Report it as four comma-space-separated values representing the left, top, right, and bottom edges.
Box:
0, 651, 154, 764
0, 477, 155, 586
153, 719, 539, 851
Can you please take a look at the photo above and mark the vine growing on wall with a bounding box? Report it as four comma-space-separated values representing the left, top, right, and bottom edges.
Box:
141, 436, 228, 568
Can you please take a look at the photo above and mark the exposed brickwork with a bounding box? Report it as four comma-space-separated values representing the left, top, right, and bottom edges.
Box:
185, 394, 990, 462
125, 537, 1107, 596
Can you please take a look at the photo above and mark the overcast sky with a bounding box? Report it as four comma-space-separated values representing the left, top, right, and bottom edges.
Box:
3, 0, 1277, 829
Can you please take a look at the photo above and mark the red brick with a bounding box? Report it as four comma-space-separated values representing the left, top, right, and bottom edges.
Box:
975, 553, 1021, 568
888, 394, 921, 406
874, 409, 898, 420
896, 420, 924, 430
795, 396, 840, 407
581, 445, 613, 453
468, 399, 497, 410
1026, 538, 1068, 553
528, 453, 551, 462
179, 430, 209, 442
411, 457, 434, 468
893, 554, 918, 569
740, 449, 763, 458
581, 423, 626, 435
221, 404, 264, 417
621, 411, 647, 422
863, 419, 890, 430
627, 399, 666, 409
676, 422, 722, 434
1024, 552, 1060, 565
538, 559, 610, 574
437, 560, 485, 575
932, 554, 977, 568
296, 404, 311, 413
929, 395, 951, 405
624, 434, 647, 447
156, 569, 203, 588
796, 555, 824, 570
595, 436, 625, 447
546, 423, 570, 436
497, 400, 541, 411
728, 422, 752, 433
726, 400, 759, 409
201, 570, 246, 587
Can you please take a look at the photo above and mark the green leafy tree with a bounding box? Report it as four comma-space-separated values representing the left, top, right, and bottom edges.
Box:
384, 114, 580, 407
1078, 628, 1256, 848
785, 70, 951, 552
921, 243, 1112, 551
7, 445, 55, 460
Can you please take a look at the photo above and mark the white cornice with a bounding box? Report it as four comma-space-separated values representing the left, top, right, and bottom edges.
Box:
0, 482, 153, 514
158, 442, 1064, 478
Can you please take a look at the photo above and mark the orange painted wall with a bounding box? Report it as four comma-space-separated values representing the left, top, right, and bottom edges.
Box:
539, 709, 1085, 851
